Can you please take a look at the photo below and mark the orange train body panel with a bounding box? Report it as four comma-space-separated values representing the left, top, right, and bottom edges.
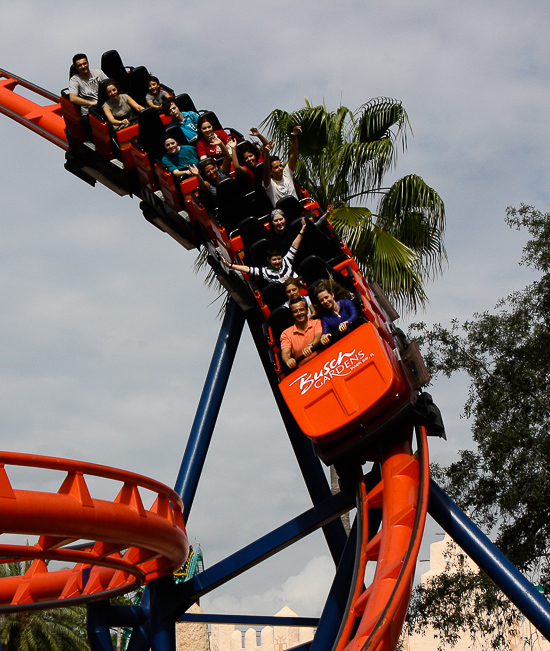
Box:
279, 323, 412, 446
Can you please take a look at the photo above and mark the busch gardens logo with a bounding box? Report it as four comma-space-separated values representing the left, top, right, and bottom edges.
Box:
288, 348, 374, 396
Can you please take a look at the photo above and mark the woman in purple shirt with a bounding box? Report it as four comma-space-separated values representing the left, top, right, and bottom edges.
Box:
315, 281, 359, 345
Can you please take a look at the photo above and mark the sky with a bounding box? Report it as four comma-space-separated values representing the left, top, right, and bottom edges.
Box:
0, 0, 549, 621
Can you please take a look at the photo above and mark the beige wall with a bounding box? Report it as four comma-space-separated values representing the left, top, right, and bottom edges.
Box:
177, 605, 314, 651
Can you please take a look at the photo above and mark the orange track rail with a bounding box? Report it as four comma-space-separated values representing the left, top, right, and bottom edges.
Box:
335, 426, 429, 651
0, 69, 67, 149
0, 451, 188, 611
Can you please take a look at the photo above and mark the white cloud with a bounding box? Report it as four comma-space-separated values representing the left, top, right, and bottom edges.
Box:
202, 554, 334, 617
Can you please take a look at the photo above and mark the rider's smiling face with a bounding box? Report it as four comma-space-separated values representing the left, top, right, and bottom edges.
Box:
317, 290, 335, 310
267, 254, 283, 270
290, 302, 308, 324
75, 58, 90, 76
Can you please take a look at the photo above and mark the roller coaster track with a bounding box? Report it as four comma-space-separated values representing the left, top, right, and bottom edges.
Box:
0, 451, 188, 611
0, 62, 430, 651
338, 426, 429, 651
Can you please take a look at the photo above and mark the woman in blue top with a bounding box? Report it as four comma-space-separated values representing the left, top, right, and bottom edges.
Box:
315, 281, 359, 345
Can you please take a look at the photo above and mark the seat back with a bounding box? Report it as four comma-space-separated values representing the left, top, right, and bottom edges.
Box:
261, 282, 288, 311
268, 306, 294, 345
237, 216, 270, 260
293, 222, 343, 268
164, 125, 190, 146
253, 162, 273, 217
299, 255, 354, 294
216, 178, 251, 234
137, 108, 167, 158
199, 110, 223, 131
249, 238, 271, 268
129, 66, 149, 106
276, 196, 304, 221
175, 93, 198, 113
101, 50, 129, 92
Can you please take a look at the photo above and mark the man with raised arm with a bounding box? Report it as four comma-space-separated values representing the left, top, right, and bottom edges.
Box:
262, 125, 302, 206
280, 298, 322, 370
68, 54, 107, 118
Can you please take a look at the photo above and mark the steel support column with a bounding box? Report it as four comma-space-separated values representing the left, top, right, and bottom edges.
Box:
429, 479, 550, 638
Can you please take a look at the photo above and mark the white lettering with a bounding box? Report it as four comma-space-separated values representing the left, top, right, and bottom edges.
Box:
288, 348, 374, 396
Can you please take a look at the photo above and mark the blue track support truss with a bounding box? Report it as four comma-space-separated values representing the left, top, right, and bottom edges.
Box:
174, 298, 245, 519
175, 490, 353, 612
429, 479, 550, 639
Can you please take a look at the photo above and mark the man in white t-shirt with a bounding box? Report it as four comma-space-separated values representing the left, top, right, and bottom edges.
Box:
68, 53, 107, 117
262, 125, 302, 206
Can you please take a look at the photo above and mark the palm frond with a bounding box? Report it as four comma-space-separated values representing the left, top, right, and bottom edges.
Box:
377, 175, 447, 278
258, 98, 445, 310
364, 227, 428, 312
339, 139, 397, 195
329, 205, 373, 250
353, 97, 411, 150
193, 247, 231, 317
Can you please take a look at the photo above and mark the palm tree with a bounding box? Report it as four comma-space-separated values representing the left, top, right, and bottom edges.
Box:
260, 98, 446, 312
0, 561, 90, 651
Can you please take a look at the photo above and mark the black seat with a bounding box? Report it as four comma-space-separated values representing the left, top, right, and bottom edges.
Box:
101, 50, 129, 92
164, 125, 190, 146
299, 255, 354, 294
216, 178, 251, 234
233, 140, 261, 193
175, 93, 198, 113
236, 139, 261, 162
276, 196, 304, 221
238, 217, 270, 259
128, 66, 149, 107
267, 306, 294, 345
293, 220, 344, 267
94, 80, 111, 120
137, 108, 167, 158
253, 162, 273, 217
261, 282, 288, 311
249, 238, 271, 268
200, 110, 223, 131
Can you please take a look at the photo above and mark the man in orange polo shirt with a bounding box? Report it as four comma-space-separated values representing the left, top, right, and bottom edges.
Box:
280, 298, 322, 370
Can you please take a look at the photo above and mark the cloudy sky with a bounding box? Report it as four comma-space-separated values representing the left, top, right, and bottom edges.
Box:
0, 0, 548, 620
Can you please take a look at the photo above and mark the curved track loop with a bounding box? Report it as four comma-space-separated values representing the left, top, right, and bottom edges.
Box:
335, 425, 429, 651
0, 451, 188, 612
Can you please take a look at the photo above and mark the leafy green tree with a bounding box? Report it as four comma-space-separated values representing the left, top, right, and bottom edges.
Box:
407, 205, 550, 642
406, 539, 521, 651
0, 561, 89, 651
410, 204, 550, 583
260, 98, 446, 311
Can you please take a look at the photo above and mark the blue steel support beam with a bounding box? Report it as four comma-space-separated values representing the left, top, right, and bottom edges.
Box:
245, 309, 348, 564
310, 517, 360, 651
149, 576, 179, 651
177, 614, 319, 627
174, 298, 245, 519
87, 602, 116, 651
127, 588, 151, 651
175, 490, 353, 611
429, 479, 550, 638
